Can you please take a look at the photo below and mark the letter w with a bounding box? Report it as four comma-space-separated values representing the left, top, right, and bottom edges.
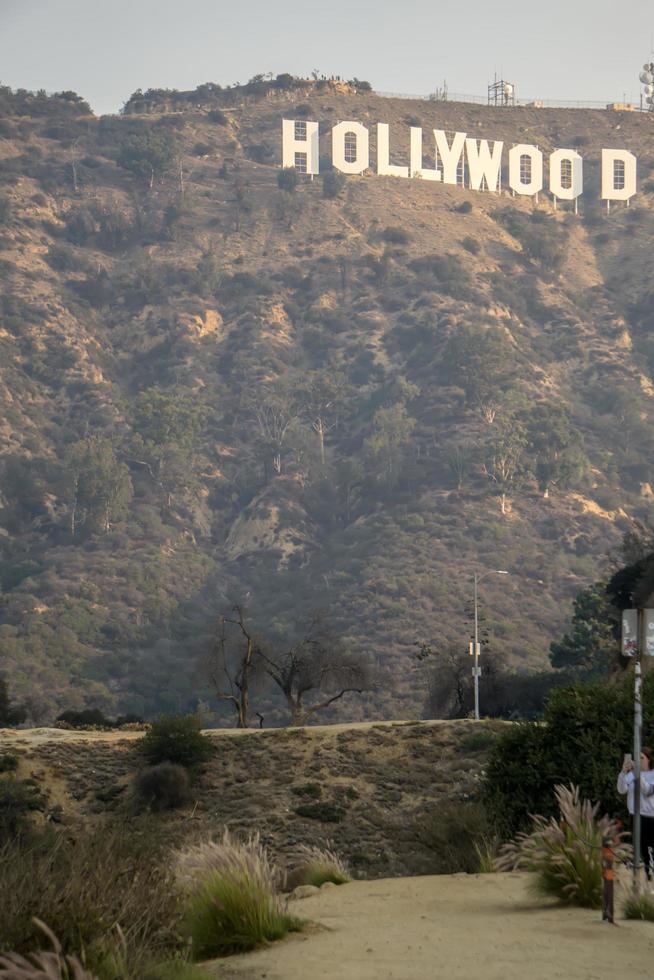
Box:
465, 139, 504, 192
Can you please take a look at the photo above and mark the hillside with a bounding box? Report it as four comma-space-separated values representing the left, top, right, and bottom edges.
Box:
1, 79, 654, 721
0, 719, 501, 878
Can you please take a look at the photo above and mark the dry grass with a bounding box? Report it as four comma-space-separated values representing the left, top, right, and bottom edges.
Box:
0, 920, 97, 979
174, 830, 302, 957
495, 784, 628, 908
285, 843, 351, 889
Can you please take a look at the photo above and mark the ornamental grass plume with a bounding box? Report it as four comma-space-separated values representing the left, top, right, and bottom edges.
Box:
494, 783, 628, 909
285, 843, 351, 889
0, 920, 98, 980
174, 830, 302, 958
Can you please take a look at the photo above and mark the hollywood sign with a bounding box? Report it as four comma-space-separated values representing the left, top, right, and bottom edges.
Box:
282, 119, 638, 203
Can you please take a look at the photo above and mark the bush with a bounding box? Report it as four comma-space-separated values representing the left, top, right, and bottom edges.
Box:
483, 677, 654, 838
134, 764, 190, 811
56, 709, 113, 729
294, 802, 345, 823
174, 832, 302, 958
322, 170, 345, 199
0, 677, 26, 727
413, 800, 491, 874
277, 167, 299, 192
0, 779, 45, 840
495, 784, 627, 908
207, 109, 228, 125
456, 200, 473, 214
0, 753, 19, 774
141, 715, 213, 770
624, 892, 654, 921
0, 195, 11, 225
461, 236, 481, 255
291, 782, 321, 799
381, 226, 409, 245
0, 822, 179, 971
285, 844, 350, 889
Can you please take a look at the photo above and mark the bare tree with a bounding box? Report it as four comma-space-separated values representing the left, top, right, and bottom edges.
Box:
246, 382, 303, 479
259, 616, 368, 726
207, 605, 262, 728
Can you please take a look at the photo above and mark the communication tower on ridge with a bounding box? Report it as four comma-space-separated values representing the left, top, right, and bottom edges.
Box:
488, 74, 516, 107
639, 60, 654, 110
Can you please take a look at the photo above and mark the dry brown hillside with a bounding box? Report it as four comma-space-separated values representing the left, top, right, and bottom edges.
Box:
1, 80, 653, 722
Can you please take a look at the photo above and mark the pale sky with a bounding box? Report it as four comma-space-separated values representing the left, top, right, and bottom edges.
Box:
0, 0, 652, 115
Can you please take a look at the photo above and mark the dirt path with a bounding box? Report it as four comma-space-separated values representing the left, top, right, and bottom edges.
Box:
210, 873, 654, 980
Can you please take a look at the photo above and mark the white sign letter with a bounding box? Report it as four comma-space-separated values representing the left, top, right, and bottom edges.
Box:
434, 130, 467, 185
601, 149, 637, 201
465, 138, 504, 192
282, 119, 319, 175
377, 124, 409, 178
410, 128, 440, 181
332, 121, 369, 174
549, 149, 583, 201
508, 144, 544, 196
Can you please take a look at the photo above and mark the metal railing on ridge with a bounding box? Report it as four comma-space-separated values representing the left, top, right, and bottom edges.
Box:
377, 90, 649, 112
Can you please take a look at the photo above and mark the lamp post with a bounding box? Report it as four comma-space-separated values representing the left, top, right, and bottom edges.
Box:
472, 569, 509, 721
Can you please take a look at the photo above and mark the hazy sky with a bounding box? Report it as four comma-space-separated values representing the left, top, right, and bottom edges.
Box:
0, 0, 652, 115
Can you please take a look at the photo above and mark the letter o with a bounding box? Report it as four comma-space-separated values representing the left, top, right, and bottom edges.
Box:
332, 121, 369, 174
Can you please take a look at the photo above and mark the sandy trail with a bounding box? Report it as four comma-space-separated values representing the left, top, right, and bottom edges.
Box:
211, 873, 654, 980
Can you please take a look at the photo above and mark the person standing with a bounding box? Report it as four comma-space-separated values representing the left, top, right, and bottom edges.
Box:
617, 747, 654, 883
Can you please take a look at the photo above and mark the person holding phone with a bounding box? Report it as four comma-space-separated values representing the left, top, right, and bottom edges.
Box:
617, 747, 654, 883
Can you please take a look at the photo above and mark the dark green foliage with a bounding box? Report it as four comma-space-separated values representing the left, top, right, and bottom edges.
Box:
549, 582, 618, 672
497, 209, 569, 276
117, 131, 178, 187
461, 236, 480, 254
409, 253, 476, 300
291, 782, 322, 799
0, 753, 19, 774
0, 677, 26, 727
65, 437, 133, 536
56, 708, 114, 728
322, 170, 345, 199
207, 109, 228, 125
483, 676, 654, 837
0, 779, 45, 839
441, 323, 519, 405
141, 715, 213, 769
134, 763, 191, 811
277, 167, 299, 192
294, 802, 345, 822
624, 892, 654, 921
456, 200, 473, 213
413, 801, 490, 873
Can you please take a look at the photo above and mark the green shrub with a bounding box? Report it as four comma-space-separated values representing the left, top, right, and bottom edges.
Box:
291, 782, 322, 799
623, 892, 654, 921
141, 715, 213, 770
0, 195, 11, 225
483, 677, 654, 837
456, 200, 473, 214
495, 784, 627, 909
322, 170, 345, 199
175, 832, 302, 958
461, 236, 481, 255
56, 709, 113, 729
277, 167, 299, 192
294, 802, 345, 823
134, 763, 190, 811
0, 779, 45, 840
413, 800, 491, 874
381, 226, 409, 245
0, 753, 19, 774
285, 844, 351, 889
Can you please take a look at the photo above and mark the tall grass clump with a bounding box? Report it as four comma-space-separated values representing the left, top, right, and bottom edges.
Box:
285, 843, 351, 889
175, 831, 303, 958
0, 920, 98, 979
623, 892, 654, 922
414, 800, 491, 874
495, 784, 627, 908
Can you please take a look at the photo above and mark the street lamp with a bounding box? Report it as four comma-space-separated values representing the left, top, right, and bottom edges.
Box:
471, 569, 509, 721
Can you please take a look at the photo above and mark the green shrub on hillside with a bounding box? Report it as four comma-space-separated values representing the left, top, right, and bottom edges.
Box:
134, 763, 191, 811
141, 715, 213, 770
0, 779, 45, 840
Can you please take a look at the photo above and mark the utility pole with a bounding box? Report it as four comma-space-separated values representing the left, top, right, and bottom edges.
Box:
471, 569, 508, 721
633, 609, 644, 894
